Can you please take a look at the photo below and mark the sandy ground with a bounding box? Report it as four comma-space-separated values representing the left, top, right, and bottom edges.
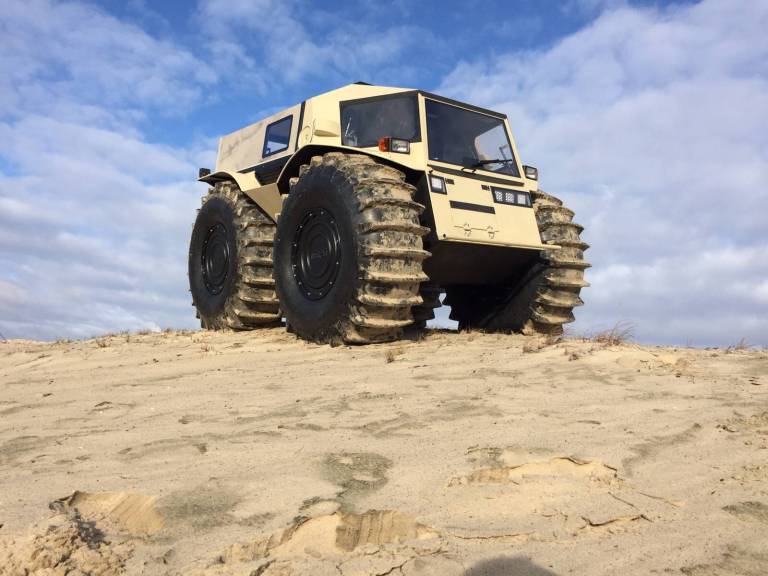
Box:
0, 329, 766, 576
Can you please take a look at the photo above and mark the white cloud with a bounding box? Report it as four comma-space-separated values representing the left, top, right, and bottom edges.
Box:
0, 0, 210, 340
0, 0, 215, 119
0, 117, 204, 339
438, 0, 768, 346
195, 0, 441, 89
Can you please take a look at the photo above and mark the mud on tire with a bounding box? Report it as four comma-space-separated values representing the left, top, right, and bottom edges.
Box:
189, 181, 281, 329
274, 153, 430, 344
410, 282, 442, 330
445, 189, 590, 336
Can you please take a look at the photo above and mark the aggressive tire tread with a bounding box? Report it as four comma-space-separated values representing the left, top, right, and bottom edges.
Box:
362, 246, 432, 260
445, 189, 589, 336
191, 181, 281, 329
357, 293, 424, 307
276, 152, 430, 344
410, 282, 442, 329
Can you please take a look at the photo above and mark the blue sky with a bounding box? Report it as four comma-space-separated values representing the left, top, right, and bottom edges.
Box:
1, 0, 766, 346
94, 0, 692, 144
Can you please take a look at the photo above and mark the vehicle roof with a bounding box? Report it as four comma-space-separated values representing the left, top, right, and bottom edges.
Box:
307, 82, 507, 120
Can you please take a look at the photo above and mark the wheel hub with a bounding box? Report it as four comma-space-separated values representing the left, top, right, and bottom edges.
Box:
201, 223, 230, 295
292, 208, 341, 300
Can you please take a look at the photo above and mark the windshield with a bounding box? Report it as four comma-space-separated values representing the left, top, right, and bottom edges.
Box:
425, 99, 520, 177
340, 94, 420, 148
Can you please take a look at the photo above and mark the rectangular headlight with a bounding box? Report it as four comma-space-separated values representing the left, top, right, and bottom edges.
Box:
430, 175, 446, 194
390, 138, 410, 153
491, 186, 531, 207
523, 165, 538, 180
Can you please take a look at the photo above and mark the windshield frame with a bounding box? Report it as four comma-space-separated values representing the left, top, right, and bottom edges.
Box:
421, 94, 522, 179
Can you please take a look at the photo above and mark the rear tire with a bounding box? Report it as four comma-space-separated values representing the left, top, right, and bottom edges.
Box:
444, 189, 589, 336
189, 181, 281, 330
411, 282, 442, 330
274, 153, 430, 344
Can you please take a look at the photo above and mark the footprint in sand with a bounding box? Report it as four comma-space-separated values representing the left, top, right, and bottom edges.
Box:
446, 452, 665, 538
50, 490, 164, 536
723, 501, 768, 524
216, 509, 441, 568
322, 452, 392, 504
449, 456, 618, 487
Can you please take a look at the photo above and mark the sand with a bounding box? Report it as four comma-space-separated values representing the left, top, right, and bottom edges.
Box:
0, 329, 766, 575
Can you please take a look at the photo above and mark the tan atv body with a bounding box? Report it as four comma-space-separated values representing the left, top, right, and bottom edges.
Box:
191, 83, 589, 343
204, 83, 546, 252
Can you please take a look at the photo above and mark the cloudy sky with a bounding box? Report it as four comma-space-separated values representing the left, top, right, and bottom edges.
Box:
0, 0, 765, 347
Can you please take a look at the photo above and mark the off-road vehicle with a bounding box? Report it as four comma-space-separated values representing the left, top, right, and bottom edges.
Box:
189, 83, 589, 343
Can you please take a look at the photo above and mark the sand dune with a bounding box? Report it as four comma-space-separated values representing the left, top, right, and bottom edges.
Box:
0, 330, 766, 575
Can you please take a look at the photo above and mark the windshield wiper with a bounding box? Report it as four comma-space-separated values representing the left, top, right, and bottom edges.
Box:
468, 158, 516, 168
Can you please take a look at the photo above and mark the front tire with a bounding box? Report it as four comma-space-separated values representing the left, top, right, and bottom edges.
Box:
188, 182, 281, 329
444, 189, 590, 336
274, 153, 430, 344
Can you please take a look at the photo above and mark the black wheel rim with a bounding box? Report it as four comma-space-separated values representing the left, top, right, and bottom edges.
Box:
201, 223, 230, 295
291, 207, 341, 300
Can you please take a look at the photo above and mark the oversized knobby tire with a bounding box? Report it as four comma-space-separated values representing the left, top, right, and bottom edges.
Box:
273, 153, 430, 344
189, 181, 281, 329
410, 282, 442, 329
444, 189, 590, 336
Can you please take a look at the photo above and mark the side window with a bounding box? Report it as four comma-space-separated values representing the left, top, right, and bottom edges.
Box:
262, 116, 292, 158
340, 94, 420, 148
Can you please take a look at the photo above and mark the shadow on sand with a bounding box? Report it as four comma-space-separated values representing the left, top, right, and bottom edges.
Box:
464, 556, 558, 576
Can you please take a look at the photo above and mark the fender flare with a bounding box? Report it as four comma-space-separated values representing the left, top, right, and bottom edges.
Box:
199, 146, 423, 223
199, 169, 283, 223
275, 145, 423, 193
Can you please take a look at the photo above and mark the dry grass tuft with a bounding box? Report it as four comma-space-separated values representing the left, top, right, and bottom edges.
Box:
726, 337, 750, 353
385, 346, 405, 363
94, 338, 110, 348
592, 321, 634, 346
457, 326, 480, 342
